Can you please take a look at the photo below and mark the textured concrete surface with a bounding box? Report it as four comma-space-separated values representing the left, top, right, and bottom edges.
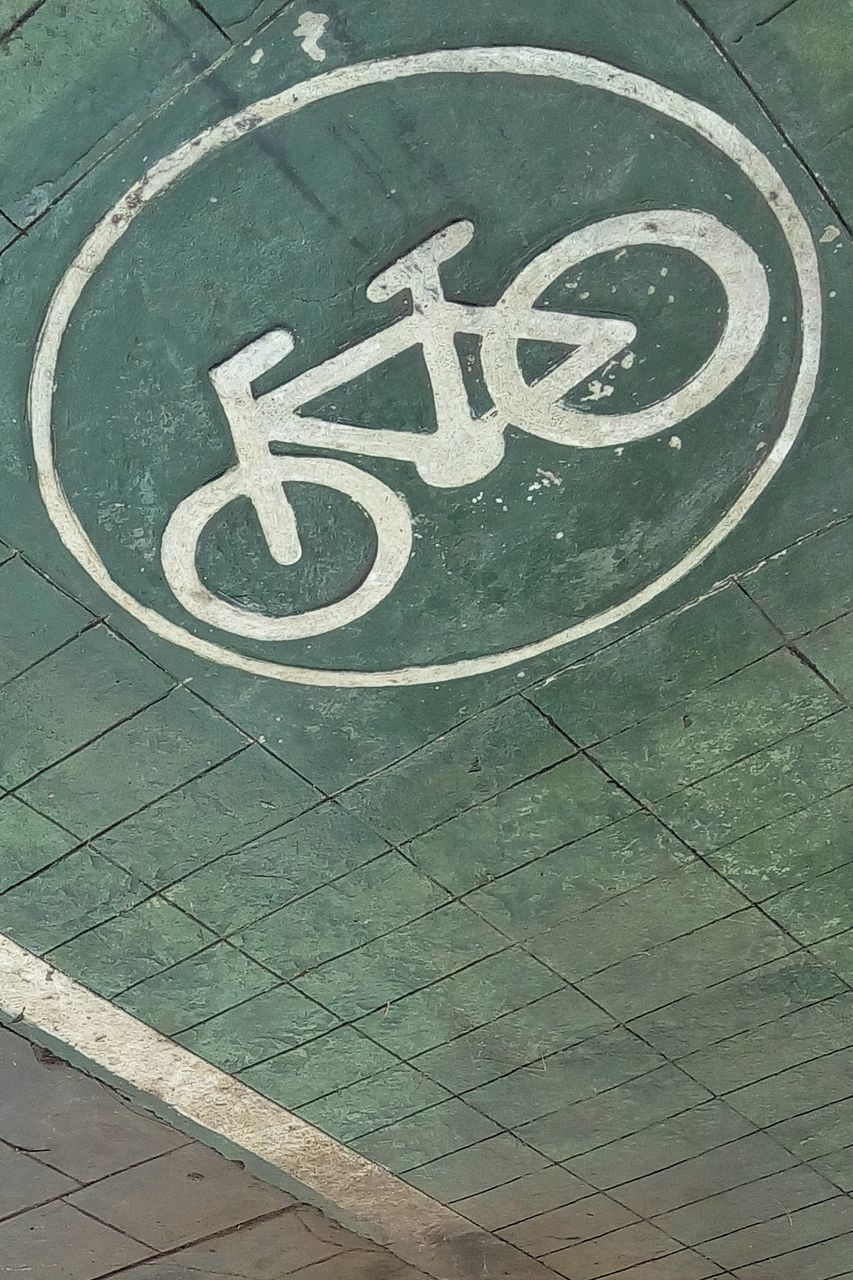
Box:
1, 2, 853, 1277
0, 1023, 428, 1279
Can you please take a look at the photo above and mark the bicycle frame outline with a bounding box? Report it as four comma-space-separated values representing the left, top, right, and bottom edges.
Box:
161, 208, 769, 641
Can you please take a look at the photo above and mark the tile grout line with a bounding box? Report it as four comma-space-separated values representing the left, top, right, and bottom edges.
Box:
678, 0, 853, 239
0, 935, 564, 1280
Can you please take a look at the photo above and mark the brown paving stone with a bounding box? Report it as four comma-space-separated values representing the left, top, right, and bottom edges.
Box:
67, 1141, 295, 1251
0, 1199, 149, 1279
0, 1033, 185, 1182
107, 1207, 373, 1278
0, 1139, 77, 1219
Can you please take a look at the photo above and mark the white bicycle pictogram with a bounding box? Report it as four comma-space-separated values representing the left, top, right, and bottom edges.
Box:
162, 206, 770, 642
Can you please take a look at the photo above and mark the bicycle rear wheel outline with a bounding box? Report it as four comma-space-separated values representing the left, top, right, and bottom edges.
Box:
161, 458, 413, 641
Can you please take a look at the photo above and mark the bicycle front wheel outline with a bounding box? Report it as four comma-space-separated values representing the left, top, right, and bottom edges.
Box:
161, 457, 413, 641
480, 209, 770, 449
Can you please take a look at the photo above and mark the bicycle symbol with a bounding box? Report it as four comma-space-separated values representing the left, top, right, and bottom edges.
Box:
161, 207, 769, 641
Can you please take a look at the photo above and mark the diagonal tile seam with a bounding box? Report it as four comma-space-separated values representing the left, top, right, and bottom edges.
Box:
5, 735, 327, 893
82, 794, 849, 1144
755, 0, 803, 28
2, 506, 849, 833
177, 505, 850, 800
92, 1208, 328, 1280
63, 1195, 158, 1251
5, 735, 256, 851
0, 610, 105, 697
560, 732, 853, 984
0, 674, 180, 797
692, 774, 853, 859
585, 703, 848, 807
651, 1181, 842, 1255
188, 0, 234, 42
93, 1205, 360, 1280
0, 938, 566, 1280
3, 948, 845, 1273
682, 1193, 853, 1269
687, 1214, 853, 1279
4, 10, 236, 238
678, 0, 853, 238
8, 708, 849, 1191
0, 1127, 193, 1226
599, 1126, 828, 1214
645, 1174, 840, 1256
0, 0, 48, 45
735, 579, 853, 707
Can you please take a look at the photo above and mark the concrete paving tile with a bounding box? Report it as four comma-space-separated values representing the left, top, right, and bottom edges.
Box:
116, 943, 277, 1035
566, 1099, 755, 1191
234, 852, 449, 974
297, 1064, 451, 1144
654, 1165, 839, 1248
292, 902, 507, 1020
0, 848, 148, 954
0, 1140, 77, 1218
451, 1166, 594, 1232
354, 1099, 501, 1174
0, 0, 224, 224
593, 649, 839, 803
412, 984, 614, 1094
612, 1133, 798, 1219
164, 800, 385, 930
0, 554, 91, 683
0, 794, 77, 893
98, 746, 322, 891
0, 625, 172, 790
679, 992, 853, 1094
579, 910, 794, 1021
0, 1030, 185, 1182
631, 952, 845, 1059
467, 1029, 665, 1130
700, 1196, 853, 1271
47, 897, 216, 998
734, 1230, 853, 1280
240, 1025, 398, 1110
516, 1065, 712, 1164
18, 688, 247, 838
176, 984, 338, 1074
528, 583, 779, 746
357, 947, 563, 1060
544, 1221, 680, 1279
706, 785, 853, 901
525, 861, 745, 984
500, 1192, 638, 1256
758, 839, 853, 942
105, 1207, 367, 1278
0, 1199, 149, 1277
801, 610, 853, 699
405, 754, 636, 895
340, 697, 571, 844
467, 810, 691, 941
655, 709, 853, 852
403, 1133, 550, 1203
741, 518, 853, 637
67, 1141, 294, 1251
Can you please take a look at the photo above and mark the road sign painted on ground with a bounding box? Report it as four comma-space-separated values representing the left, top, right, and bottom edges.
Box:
31, 45, 818, 685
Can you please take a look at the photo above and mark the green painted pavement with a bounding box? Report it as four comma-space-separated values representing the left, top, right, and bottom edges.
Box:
1, 0, 853, 1274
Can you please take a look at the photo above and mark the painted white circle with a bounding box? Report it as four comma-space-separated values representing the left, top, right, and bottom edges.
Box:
29, 47, 821, 688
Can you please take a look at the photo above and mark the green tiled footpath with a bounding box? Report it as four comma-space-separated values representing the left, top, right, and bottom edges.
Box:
2, 0, 853, 1276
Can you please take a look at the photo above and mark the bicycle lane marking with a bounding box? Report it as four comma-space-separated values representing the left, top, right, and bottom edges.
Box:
29, 46, 821, 688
